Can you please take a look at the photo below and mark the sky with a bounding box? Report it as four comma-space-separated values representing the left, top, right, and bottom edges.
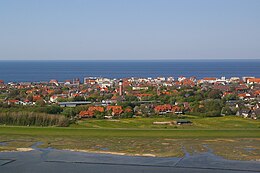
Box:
0, 0, 260, 60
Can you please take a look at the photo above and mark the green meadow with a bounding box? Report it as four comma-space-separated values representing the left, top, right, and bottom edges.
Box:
73, 116, 260, 129
0, 116, 260, 161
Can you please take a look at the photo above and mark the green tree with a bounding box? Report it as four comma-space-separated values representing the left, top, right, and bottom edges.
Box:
221, 106, 233, 116
73, 96, 85, 101
44, 105, 63, 114
62, 108, 76, 117
225, 94, 238, 101
208, 89, 222, 99
95, 111, 105, 119
203, 99, 222, 117
35, 100, 46, 106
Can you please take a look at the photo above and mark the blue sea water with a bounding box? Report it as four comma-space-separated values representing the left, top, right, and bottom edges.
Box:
0, 60, 259, 82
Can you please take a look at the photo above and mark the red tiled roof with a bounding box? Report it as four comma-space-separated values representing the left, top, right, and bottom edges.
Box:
181, 79, 195, 86
162, 91, 171, 95
154, 104, 182, 113
79, 110, 94, 118
254, 90, 260, 96
247, 78, 260, 83
154, 104, 172, 112
124, 107, 133, 113
26, 90, 34, 94
33, 95, 42, 101
88, 106, 104, 112
47, 89, 54, 94
203, 77, 217, 81
172, 105, 182, 112
223, 91, 233, 97
238, 93, 250, 98
107, 106, 123, 115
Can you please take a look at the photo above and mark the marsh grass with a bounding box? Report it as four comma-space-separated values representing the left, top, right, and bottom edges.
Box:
0, 116, 259, 161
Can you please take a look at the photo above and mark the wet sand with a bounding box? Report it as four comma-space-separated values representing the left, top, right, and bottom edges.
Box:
0, 144, 260, 173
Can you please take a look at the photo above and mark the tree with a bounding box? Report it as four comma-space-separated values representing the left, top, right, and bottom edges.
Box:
121, 112, 133, 118
8, 89, 20, 99
125, 95, 138, 102
73, 96, 85, 101
26, 94, 33, 102
139, 104, 154, 117
190, 101, 200, 113
35, 99, 46, 106
208, 89, 222, 99
203, 99, 222, 117
40, 105, 63, 114
225, 94, 238, 101
95, 111, 105, 119
221, 106, 233, 116
62, 108, 76, 117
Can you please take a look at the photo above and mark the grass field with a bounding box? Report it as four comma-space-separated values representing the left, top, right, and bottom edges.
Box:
73, 116, 260, 129
0, 116, 260, 161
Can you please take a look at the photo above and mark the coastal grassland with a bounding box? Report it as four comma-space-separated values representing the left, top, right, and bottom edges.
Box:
73, 116, 260, 129
1, 118, 260, 161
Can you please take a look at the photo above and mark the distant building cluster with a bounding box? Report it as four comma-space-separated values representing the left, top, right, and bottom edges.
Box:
1, 75, 260, 119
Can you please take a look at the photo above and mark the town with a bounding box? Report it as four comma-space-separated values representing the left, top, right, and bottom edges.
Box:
1, 75, 260, 122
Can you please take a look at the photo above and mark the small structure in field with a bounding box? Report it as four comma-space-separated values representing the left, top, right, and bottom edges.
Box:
153, 120, 192, 126
153, 121, 173, 125
176, 120, 192, 125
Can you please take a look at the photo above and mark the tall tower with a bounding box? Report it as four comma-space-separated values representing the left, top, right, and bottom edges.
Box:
157, 85, 161, 96
119, 80, 123, 96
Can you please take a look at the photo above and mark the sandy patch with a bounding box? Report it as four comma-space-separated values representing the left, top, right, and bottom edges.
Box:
16, 148, 34, 152
0, 148, 34, 152
64, 149, 156, 157
65, 149, 126, 156
134, 153, 156, 157
204, 139, 236, 142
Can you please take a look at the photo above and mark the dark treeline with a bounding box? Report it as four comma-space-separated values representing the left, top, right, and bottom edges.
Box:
0, 112, 69, 127
0, 104, 63, 114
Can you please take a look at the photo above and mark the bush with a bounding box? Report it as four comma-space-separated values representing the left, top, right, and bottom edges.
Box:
0, 112, 70, 127
36, 105, 63, 114
62, 108, 76, 117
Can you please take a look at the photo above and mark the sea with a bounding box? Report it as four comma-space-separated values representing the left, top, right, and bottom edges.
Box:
0, 59, 260, 83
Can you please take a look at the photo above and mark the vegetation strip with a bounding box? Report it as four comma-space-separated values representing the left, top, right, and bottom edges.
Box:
1, 126, 260, 138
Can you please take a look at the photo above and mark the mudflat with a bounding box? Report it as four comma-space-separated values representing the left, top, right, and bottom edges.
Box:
0, 145, 260, 173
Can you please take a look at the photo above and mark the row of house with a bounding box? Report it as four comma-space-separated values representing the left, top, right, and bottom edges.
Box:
79, 105, 129, 118
1, 76, 260, 120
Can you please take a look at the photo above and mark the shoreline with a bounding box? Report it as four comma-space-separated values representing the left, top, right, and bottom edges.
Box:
0, 148, 34, 152
64, 149, 157, 157
1, 146, 260, 162
0, 147, 157, 157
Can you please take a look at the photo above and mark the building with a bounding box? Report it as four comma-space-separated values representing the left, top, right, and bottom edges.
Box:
247, 78, 260, 84
84, 77, 97, 85
58, 101, 92, 107
119, 80, 123, 96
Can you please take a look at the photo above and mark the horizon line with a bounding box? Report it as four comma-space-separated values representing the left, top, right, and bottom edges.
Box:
0, 58, 260, 61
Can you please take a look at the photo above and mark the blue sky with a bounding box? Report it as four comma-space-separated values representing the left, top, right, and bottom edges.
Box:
0, 0, 259, 60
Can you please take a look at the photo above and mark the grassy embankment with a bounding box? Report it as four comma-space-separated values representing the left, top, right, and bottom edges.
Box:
0, 116, 260, 160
